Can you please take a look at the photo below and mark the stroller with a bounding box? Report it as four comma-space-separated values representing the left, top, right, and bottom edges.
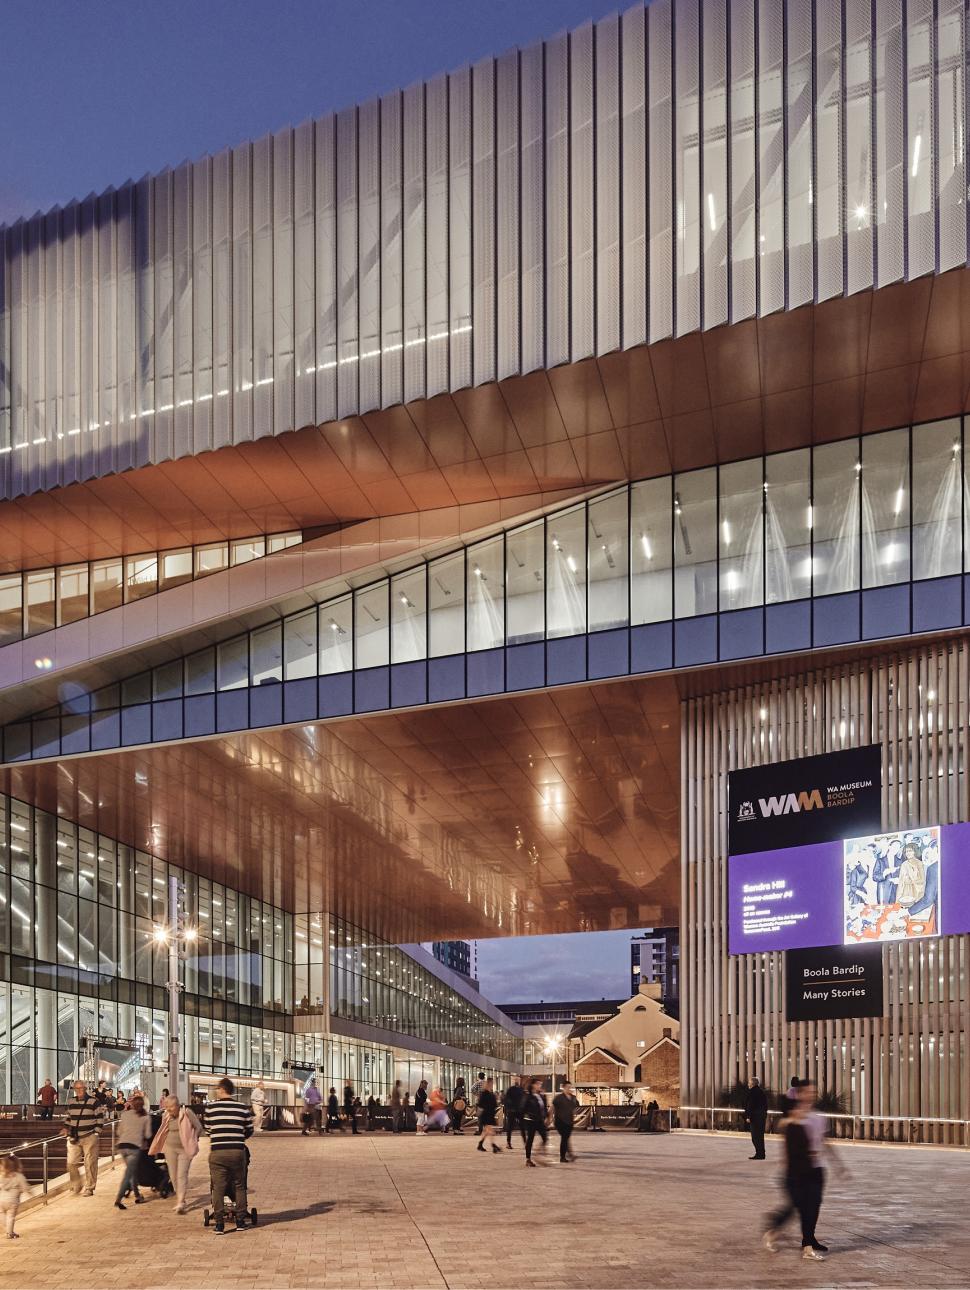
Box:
202, 1145, 258, 1228
136, 1150, 174, 1199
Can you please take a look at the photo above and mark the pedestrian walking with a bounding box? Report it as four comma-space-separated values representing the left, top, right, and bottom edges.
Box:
522, 1078, 549, 1167
114, 1092, 151, 1210
744, 1076, 769, 1160
202, 1077, 254, 1235
343, 1083, 359, 1134
326, 1087, 343, 1133
475, 1078, 503, 1154
414, 1080, 429, 1133
36, 1079, 57, 1120
470, 1071, 486, 1135
427, 1087, 450, 1132
302, 1078, 323, 1135
63, 1080, 104, 1196
764, 1079, 844, 1260
0, 1158, 30, 1239
149, 1094, 201, 1214
249, 1081, 267, 1133
502, 1077, 526, 1150
450, 1079, 467, 1134
552, 1081, 579, 1163
366, 1094, 379, 1131
390, 1081, 404, 1133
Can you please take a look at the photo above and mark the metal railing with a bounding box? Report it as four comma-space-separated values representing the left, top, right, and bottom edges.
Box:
675, 1104, 970, 1148
0, 1116, 119, 1205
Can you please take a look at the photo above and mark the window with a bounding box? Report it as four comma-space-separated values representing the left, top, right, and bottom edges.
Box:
588, 489, 629, 630
428, 552, 465, 657
284, 610, 317, 680
217, 636, 249, 691
467, 536, 504, 651
250, 623, 282, 685
231, 537, 266, 565
631, 477, 673, 623
765, 448, 811, 602
25, 570, 56, 636
0, 575, 22, 645
812, 439, 860, 596
90, 559, 123, 614
391, 568, 427, 663
159, 549, 193, 591
195, 543, 229, 576
506, 520, 544, 645
57, 565, 89, 625
673, 468, 717, 617
355, 582, 389, 669
547, 505, 586, 638
125, 554, 158, 602
913, 419, 962, 580
719, 458, 763, 610
861, 427, 909, 586
319, 596, 352, 674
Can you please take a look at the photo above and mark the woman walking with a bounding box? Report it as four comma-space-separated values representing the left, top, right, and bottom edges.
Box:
475, 1078, 502, 1155
149, 1094, 201, 1214
114, 1093, 152, 1210
521, 1078, 549, 1167
764, 1081, 842, 1261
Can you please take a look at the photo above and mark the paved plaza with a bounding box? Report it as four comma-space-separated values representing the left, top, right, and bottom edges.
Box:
0, 1129, 967, 1290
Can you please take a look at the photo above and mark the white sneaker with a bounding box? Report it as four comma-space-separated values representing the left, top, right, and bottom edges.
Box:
762, 1230, 778, 1253
802, 1246, 826, 1261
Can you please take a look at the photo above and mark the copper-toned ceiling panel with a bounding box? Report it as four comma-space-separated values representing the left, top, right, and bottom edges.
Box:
0, 675, 682, 944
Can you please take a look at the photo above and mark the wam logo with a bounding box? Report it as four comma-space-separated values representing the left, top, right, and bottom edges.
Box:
758, 789, 824, 817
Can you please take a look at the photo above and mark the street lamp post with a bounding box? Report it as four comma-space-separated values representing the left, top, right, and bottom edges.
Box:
154, 878, 196, 1099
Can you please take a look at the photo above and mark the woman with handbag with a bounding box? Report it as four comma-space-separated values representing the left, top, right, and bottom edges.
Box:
149, 1094, 201, 1214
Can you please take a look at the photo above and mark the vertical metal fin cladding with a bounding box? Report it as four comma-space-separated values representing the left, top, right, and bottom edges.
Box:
0, 1, 967, 495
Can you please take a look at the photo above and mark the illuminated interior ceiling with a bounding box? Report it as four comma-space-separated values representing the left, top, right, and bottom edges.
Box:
0, 673, 681, 943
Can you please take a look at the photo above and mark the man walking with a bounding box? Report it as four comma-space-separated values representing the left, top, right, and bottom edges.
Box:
343, 1083, 359, 1134
744, 1076, 769, 1160
470, 1071, 486, 1135
63, 1080, 104, 1196
414, 1080, 429, 1133
202, 1077, 254, 1235
552, 1080, 579, 1163
503, 1076, 526, 1150
302, 1078, 323, 1135
36, 1079, 57, 1120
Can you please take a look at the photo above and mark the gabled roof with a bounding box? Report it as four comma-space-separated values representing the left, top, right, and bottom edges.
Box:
574, 1046, 627, 1068
567, 1018, 606, 1041
640, 1035, 681, 1058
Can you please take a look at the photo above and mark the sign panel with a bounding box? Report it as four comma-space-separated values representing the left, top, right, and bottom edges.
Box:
728, 746, 882, 855
785, 944, 884, 1021
729, 819, 970, 955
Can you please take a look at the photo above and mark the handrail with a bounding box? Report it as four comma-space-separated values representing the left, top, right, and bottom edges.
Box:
673, 1104, 970, 1148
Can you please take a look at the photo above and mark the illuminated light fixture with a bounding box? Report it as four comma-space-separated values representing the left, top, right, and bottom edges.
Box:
552, 538, 561, 551
640, 534, 653, 560
473, 565, 482, 578
721, 519, 732, 546
893, 486, 905, 515
566, 555, 578, 574
707, 192, 717, 232
855, 203, 868, 224
759, 707, 768, 721
184, 927, 198, 943
34, 657, 53, 671
855, 461, 862, 474
806, 504, 814, 530
912, 132, 921, 179
153, 925, 168, 944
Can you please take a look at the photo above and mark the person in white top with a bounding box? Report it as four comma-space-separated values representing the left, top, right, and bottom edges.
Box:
0, 1157, 31, 1238
250, 1081, 267, 1133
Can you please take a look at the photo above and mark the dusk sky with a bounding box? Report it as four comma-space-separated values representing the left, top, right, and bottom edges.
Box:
1, 0, 620, 226
476, 930, 636, 1004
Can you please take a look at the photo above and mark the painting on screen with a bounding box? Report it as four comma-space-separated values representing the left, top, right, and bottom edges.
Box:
843, 826, 941, 945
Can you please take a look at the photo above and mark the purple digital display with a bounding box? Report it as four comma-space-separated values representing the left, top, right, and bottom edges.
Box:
729, 821, 970, 955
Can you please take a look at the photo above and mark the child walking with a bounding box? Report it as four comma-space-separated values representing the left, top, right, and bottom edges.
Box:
0, 1156, 31, 1238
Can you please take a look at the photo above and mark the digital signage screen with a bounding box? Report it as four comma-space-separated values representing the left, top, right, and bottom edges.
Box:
728, 820, 970, 955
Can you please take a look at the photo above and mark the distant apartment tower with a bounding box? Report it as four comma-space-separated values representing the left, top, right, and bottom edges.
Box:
631, 929, 679, 1015
432, 940, 473, 979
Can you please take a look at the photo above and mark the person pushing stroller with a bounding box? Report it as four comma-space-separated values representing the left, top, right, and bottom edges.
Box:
202, 1077, 254, 1234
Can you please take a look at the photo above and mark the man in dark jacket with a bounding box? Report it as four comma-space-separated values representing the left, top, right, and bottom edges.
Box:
552, 1081, 579, 1162
343, 1083, 359, 1134
744, 1076, 769, 1160
503, 1077, 526, 1149
521, 1079, 549, 1167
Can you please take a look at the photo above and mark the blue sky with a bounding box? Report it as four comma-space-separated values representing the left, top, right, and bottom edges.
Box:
476, 930, 635, 1004
0, 0, 622, 225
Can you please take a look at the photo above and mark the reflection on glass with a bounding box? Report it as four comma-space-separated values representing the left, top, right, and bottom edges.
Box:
0, 576, 22, 646
547, 504, 586, 638
467, 536, 504, 651
862, 428, 909, 587
719, 459, 763, 610
506, 520, 544, 645
588, 490, 629, 631
284, 609, 317, 679
391, 569, 427, 663
195, 543, 229, 576
25, 570, 56, 637
125, 554, 158, 603
91, 559, 123, 615
57, 565, 89, 626
250, 623, 282, 685
674, 467, 717, 618
159, 549, 193, 591
185, 647, 215, 695
217, 636, 249, 691
231, 537, 266, 565
355, 582, 389, 669
813, 439, 860, 596
913, 420, 962, 580
765, 448, 811, 603
429, 552, 465, 657
631, 477, 672, 624
319, 596, 352, 674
